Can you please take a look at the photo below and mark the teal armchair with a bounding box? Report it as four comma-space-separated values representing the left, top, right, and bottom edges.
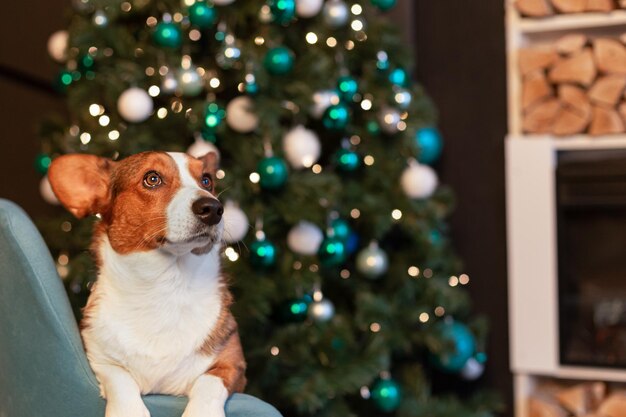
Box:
0, 199, 281, 417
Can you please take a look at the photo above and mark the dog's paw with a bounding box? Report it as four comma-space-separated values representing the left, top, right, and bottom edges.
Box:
105, 398, 151, 417
181, 399, 226, 417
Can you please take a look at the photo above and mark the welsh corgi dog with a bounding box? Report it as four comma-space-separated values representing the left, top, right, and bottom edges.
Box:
48, 151, 246, 417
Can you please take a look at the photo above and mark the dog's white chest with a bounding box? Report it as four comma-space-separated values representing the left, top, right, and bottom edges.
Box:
83, 241, 224, 395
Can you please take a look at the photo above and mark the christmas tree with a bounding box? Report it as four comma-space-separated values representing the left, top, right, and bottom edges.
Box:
39, 0, 501, 416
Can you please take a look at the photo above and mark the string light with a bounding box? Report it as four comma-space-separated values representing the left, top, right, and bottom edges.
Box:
419, 312, 430, 323
216, 169, 225, 179
345, 40, 355, 50
89, 104, 104, 116
254, 36, 265, 45
306, 32, 318, 44
209, 77, 221, 88
364, 155, 375, 166
312, 164, 322, 174
351, 19, 364, 31
120, 2, 131, 12
148, 85, 160, 97
189, 29, 201, 41
293, 261, 302, 270
79, 132, 91, 144
146, 16, 157, 27
449, 276, 459, 287
391, 209, 402, 220
408, 266, 419, 277
351, 4, 363, 14
270, 346, 280, 356
360, 99, 372, 110
398, 121, 407, 131
423, 268, 433, 278
459, 274, 470, 285
145, 67, 155, 76
249, 172, 260, 183
340, 269, 350, 279
61, 221, 72, 232
350, 208, 360, 219
157, 108, 168, 119
370, 323, 381, 332
309, 264, 319, 272
224, 247, 239, 262
434, 306, 446, 317
326, 37, 337, 47
98, 115, 110, 126
108, 130, 120, 141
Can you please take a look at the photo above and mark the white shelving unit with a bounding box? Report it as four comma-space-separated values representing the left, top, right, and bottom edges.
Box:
504, 2, 626, 416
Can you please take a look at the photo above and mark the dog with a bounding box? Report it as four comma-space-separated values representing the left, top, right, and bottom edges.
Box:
48, 151, 246, 417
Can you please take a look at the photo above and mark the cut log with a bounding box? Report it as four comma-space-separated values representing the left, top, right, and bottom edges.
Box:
589, 106, 625, 135
589, 75, 626, 106
516, 0, 554, 16
586, 0, 615, 11
598, 392, 626, 417
523, 98, 561, 133
523, 71, 553, 110
529, 396, 568, 417
551, 0, 586, 12
555, 34, 588, 55
559, 84, 592, 117
520, 47, 559, 76
594, 38, 626, 75
553, 107, 590, 135
549, 48, 597, 86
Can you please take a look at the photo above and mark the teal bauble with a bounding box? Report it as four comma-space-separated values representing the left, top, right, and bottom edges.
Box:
366, 120, 380, 136
318, 236, 347, 267
370, 377, 402, 412
371, 0, 397, 11
389, 67, 409, 87
188, 2, 217, 29
34, 153, 52, 175
258, 156, 289, 190
153, 22, 183, 48
415, 127, 443, 165
333, 148, 361, 172
268, 0, 296, 24
322, 103, 350, 131
250, 239, 277, 268
263, 46, 295, 75
330, 218, 351, 241
431, 321, 476, 373
337, 75, 358, 102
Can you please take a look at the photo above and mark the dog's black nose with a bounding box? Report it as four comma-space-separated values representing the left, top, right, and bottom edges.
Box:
192, 197, 223, 226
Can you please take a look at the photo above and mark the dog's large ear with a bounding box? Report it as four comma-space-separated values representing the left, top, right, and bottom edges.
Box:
197, 151, 219, 175
48, 154, 116, 218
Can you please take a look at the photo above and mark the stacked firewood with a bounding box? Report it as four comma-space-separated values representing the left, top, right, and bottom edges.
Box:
530, 382, 626, 417
516, 0, 626, 17
521, 34, 626, 135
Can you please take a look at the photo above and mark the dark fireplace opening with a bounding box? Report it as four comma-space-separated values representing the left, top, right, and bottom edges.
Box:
557, 149, 626, 369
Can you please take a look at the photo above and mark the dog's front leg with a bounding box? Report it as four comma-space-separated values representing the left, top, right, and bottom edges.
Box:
182, 374, 228, 417
92, 363, 150, 417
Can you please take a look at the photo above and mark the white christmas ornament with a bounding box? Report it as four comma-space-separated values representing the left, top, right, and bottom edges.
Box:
287, 221, 323, 255
226, 96, 259, 133
400, 161, 438, 199
47, 30, 68, 62
282, 125, 321, 169
40, 176, 60, 205
322, 0, 349, 27
187, 137, 220, 160
310, 90, 340, 119
223, 201, 249, 243
460, 358, 485, 381
117, 87, 153, 123
213, 0, 235, 4
296, 0, 324, 17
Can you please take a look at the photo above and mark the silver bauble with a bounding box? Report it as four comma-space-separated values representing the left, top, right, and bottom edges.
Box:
296, 0, 324, 17
322, 0, 349, 28
378, 106, 402, 135
161, 72, 178, 95
400, 162, 438, 199
309, 298, 335, 322
460, 358, 485, 381
177, 67, 204, 97
287, 221, 323, 255
356, 242, 389, 279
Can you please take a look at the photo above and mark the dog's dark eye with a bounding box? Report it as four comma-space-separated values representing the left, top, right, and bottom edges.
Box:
143, 171, 162, 188
201, 173, 213, 191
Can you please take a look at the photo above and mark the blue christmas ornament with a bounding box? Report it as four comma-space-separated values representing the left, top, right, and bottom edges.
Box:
188, 2, 217, 29
257, 156, 289, 190
322, 103, 350, 131
264, 46, 295, 75
415, 127, 443, 165
268, 0, 296, 24
330, 218, 351, 241
345, 232, 359, 255
388, 67, 409, 87
153, 22, 183, 48
431, 321, 476, 373
336, 75, 358, 102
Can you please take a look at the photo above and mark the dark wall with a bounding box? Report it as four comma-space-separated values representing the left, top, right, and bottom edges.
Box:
413, 0, 512, 412
0, 0, 512, 413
